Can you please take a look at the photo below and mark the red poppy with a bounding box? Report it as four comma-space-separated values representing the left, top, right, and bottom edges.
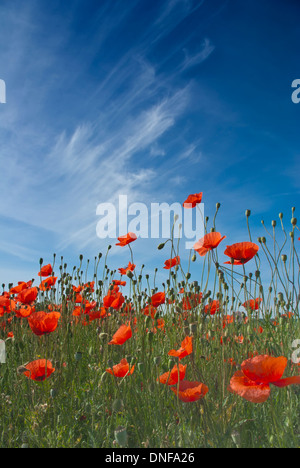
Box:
112, 280, 127, 287
168, 336, 193, 360
109, 324, 132, 345
204, 300, 220, 315
103, 287, 125, 310
106, 358, 135, 378
228, 355, 300, 403
142, 304, 157, 319
243, 298, 262, 311
183, 193, 203, 208
39, 276, 57, 291
150, 292, 165, 307
164, 256, 180, 270
38, 264, 53, 277
27, 311, 61, 336
118, 262, 136, 275
194, 232, 226, 256
9, 282, 28, 295
17, 287, 38, 305
181, 293, 202, 311
23, 359, 55, 382
158, 364, 187, 386
116, 232, 137, 247
224, 242, 259, 265
170, 381, 209, 402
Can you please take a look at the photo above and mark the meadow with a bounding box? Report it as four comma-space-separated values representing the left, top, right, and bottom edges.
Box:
0, 193, 299, 449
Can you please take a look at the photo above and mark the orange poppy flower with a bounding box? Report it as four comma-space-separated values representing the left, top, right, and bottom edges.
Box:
228, 355, 300, 403
183, 193, 203, 208
39, 276, 57, 291
158, 364, 187, 386
142, 305, 157, 319
27, 311, 61, 336
204, 300, 220, 315
243, 298, 262, 311
164, 256, 180, 269
38, 264, 53, 277
14, 305, 34, 318
150, 292, 165, 307
17, 287, 38, 305
168, 336, 193, 360
224, 242, 259, 265
118, 262, 136, 275
194, 232, 226, 256
170, 381, 209, 402
9, 282, 28, 295
109, 324, 132, 345
23, 359, 55, 382
106, 358, 135, 378
116, 232, 137, 247
112, 280, 127, 287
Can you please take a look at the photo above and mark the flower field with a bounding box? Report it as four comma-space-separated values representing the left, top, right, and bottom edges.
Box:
0, 194, 299, 449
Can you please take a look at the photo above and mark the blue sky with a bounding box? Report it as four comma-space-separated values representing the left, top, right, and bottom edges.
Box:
0, 0, 299, 288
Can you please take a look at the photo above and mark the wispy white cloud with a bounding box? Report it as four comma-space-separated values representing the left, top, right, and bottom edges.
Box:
182, 38, 215, 71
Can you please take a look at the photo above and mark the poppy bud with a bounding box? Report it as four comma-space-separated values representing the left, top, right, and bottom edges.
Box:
114, 426, 128, 447
272, 220, 276, 227
39, 258, 43, 265
291, 218, 297, 226
279, 213, 283, 219
281, 254, 287, 263
79, 255, 83, 261
186, 273, 191, 280
108, 245, 112, 250
191, 254, 196, 262
216, 203, 221, 210
245, 210, 251, 217
126, 270, 134, 279
158, 243, 165, 250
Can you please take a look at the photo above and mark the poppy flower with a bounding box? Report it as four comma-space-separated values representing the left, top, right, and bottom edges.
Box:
38, 264, 53, 277
181, 293, 202, 311
118, 262, 136, 275
168, 336, 193, 360
39, 276, 57, 291
158, 364, 187, 386
243, 298, 262, 311
27, 311, 61, 336
142, 305, 157, 319
228, 355, 300, 403
194, 232, 226, 257
204, 300, 220, 315
106, 358, 135, 378
17, 287, 38, 305
14, 305, 34, 318
23, 359, 55, 382
170, 381, 209, 402
9, 282, 29, 295
224, 242, 259, 265
103, 288, 125, 310
150, 292, 165, 307
164, 256, 180, 269
109, 324, 132, 345
112, 280, 127, 287
183, 193, 203, 208
116, 232, 137, 247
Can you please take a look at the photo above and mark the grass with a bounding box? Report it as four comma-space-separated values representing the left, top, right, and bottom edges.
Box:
0, 205, 299, 448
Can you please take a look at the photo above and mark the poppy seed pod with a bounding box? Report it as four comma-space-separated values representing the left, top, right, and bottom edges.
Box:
281, 254, 287, 263
272, 220, 276, 227
291, 218, 297, 226
245, 210, 251, 217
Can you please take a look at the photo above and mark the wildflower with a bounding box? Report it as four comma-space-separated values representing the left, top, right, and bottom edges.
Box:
118, 262, 136, 275
38, 264, 53, 277
228, 355, 300, 403
39, 276, 57, 291
150, 292, 165, 307
109, 324, 132, 345
106, 358, 135, 378
116, 232, 137, 247
194, 232, 226, 256
183, 193, 203, 208
163, 256, 180, 269
27, 311, 61, 336
243, 298, 262, 311
224, 242, 259, 265
17, 287, 38, 305
23, 359, 55, 382
168, 336, 193, 360
158, 364, 187, 386
170, 381, 209, 402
